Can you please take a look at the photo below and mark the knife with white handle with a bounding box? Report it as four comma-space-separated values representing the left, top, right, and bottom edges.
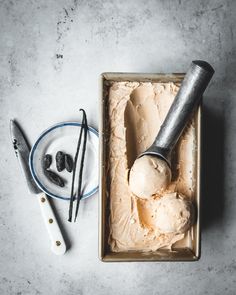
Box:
10, 120, 66, 255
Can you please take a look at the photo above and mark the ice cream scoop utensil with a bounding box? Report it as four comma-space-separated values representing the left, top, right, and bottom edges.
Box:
140, 60, 214, 165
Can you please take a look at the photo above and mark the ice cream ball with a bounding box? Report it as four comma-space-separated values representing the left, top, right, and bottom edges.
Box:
129, 155, 171, 199
155, 192, 193, 234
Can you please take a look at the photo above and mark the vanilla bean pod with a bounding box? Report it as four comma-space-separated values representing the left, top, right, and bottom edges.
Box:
68, 111, 85, 222
74, 109, 88, 222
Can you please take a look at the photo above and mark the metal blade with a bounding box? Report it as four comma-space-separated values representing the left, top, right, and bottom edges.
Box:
10, 120, 41, 194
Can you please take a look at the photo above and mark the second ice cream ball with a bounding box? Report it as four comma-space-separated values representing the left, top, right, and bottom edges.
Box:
155, 192, 193, 234
129, 155, 171, 199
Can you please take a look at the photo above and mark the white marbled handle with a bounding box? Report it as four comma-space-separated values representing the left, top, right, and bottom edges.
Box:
37, 193, 66, 255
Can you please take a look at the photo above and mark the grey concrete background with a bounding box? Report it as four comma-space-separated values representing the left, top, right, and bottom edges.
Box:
0, 0, 235, 294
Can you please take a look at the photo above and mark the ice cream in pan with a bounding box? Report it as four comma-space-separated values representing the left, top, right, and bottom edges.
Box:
107, 61, 214, 251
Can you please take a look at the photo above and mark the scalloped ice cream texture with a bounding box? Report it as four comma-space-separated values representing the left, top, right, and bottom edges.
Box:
154, 192, 193, 234
107, 81, 196, 252
129, 155, 171, 199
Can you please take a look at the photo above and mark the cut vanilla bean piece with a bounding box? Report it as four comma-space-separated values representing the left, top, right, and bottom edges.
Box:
43, 154, 52, 170
56, 151, 65, 172
74, 109, 88, 222
65, 154, 73, 173
45, 170, 65, 187
68, 110, 86, 222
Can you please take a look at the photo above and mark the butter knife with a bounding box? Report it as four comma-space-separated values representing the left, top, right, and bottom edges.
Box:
10, 120, 66, 255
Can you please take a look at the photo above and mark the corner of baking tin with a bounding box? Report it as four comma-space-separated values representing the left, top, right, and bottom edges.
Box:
100, 72, 112, 81
190, 250, 201, 261
98, 254, 110, 263
195, 253, 201, 261
98, 250, 104, 262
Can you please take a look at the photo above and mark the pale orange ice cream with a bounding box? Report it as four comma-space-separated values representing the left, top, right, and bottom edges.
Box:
107, 81, 196, 252
154, 192, 193, 234
129, 155, 171, 199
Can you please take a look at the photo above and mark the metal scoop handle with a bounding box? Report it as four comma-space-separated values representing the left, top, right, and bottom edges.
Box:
141, 60, 214, 165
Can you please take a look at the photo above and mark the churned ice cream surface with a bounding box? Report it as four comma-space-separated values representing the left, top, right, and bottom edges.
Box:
129, 155, 171, 199
107, 81, 196, 252
154, 192, 193, 234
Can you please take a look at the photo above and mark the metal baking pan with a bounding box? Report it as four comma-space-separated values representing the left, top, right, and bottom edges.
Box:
99, 73, 201, 262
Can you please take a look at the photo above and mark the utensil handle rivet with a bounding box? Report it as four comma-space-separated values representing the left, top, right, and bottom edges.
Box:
49, 218, 53, 224
56, 241, 61, 246
41, 197, 46, 203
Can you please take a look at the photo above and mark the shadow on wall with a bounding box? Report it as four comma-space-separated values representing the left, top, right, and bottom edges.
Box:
201, 102, 225, 230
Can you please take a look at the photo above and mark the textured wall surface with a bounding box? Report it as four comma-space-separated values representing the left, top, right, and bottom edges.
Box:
0, 0, 236, 294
